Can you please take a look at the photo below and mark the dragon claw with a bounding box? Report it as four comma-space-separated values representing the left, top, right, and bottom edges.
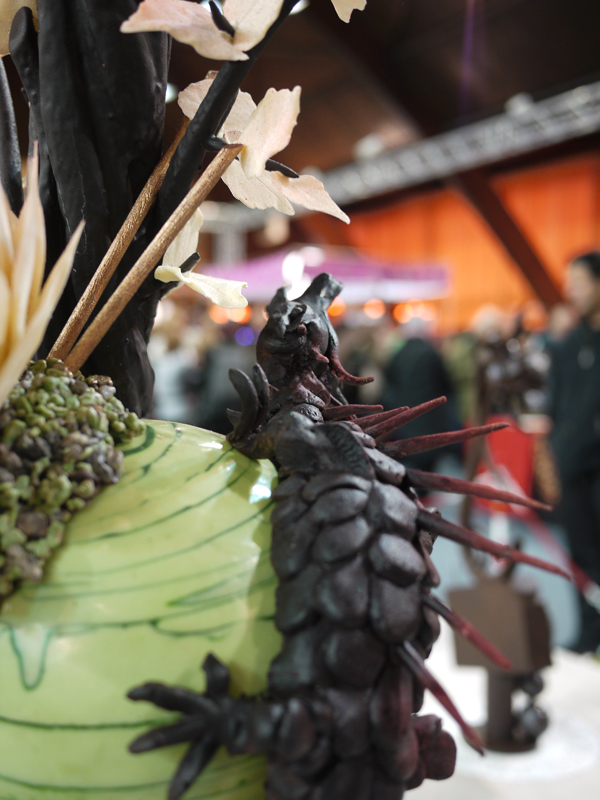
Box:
168, 737, 220, 800
203, 653, 231, 698
228, 369, 259, 439
227, 366, 277, 457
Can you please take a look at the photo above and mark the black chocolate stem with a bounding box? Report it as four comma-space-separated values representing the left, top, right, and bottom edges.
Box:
0, 58, 22, 214
157, 0, 303, 225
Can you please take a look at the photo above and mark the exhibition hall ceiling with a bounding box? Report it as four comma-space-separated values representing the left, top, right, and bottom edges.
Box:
165, 0, 600, 177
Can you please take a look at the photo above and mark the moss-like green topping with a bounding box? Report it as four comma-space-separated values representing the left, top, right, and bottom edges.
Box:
0, 359, 145, 600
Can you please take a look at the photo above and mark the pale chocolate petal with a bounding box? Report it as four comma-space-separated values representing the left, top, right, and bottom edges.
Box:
331, 0, 367, 24
221, 158, 294, 214
11, 152, 45, 343
221, 91, 257, 139
154, 265, 248, 309
0, 270, 8, 363
121, 0, 248, 61
224, 0, 284, 51
0, 179, 15, 277
162, 208, 204, 270
272, 172, 350, 223
239, 86, 301, 178
178, 79, 256, 135
177, 78, 213, 121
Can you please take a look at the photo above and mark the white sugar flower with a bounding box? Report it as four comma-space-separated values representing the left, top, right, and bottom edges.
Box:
0, 153, 83, 405
154, 208, 248, 308
179, 77, 349, 222
121, 0, 284, 61
332, 0, 367, 24
121, 0, 367, 61
0, 0, 37, 56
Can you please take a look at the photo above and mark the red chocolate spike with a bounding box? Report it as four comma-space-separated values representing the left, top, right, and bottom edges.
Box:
369, 396, 448, 441
355, 405, 410, 429
407, 469, 552, 513
417, 509, 571, 579
382, 422, 509, 458
398, 641, 485, 754
423, 593, 512, 671
322, 404, 383, 421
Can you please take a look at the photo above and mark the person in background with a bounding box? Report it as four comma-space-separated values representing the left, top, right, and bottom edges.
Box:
149, 301, 199, 424
377, 316, 461, 473
545, 303, 578, 348
443, 304, 512, 425
549, 250, 600, 653
192, 322, 256, 435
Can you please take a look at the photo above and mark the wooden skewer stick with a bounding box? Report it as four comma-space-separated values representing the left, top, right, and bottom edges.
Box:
64, 143, 242, 374
49, 120, 189, 362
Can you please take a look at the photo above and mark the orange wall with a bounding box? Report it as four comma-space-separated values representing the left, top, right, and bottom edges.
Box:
344, 154, 600, 332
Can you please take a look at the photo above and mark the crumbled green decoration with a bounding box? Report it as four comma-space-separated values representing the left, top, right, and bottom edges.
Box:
0, 358, 145, 599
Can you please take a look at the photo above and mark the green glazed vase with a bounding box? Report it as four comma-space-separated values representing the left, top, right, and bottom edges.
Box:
0, 420, 281, 800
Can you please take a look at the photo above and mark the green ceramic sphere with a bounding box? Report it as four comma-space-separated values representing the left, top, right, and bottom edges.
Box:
0, 420, 281, 800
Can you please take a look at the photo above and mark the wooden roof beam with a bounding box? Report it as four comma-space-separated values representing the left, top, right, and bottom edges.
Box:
306, 4, 563, 307
454, 169, 563, 306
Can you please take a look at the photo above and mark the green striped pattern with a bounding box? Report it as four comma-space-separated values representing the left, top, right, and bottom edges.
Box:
0, 421, 281, 800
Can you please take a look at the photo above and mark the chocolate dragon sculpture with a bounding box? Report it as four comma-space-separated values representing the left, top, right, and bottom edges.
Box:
127, 274, 565, 800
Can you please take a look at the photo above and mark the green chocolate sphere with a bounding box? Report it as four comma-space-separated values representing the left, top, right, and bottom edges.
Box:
0, 420, 280, 800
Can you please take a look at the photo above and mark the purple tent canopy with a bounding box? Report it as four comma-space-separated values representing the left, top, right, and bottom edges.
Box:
203, 247, 450, 304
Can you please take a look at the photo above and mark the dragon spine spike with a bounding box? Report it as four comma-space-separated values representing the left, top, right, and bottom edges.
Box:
422, 594, 512, 671
406, 468, 552, 512
398, 641, 485, 755
322, 404, 384, 421
354, 405, 410, 428
382, 422, 510, 457
417, 509, 571, 579
368, 396, 448, 441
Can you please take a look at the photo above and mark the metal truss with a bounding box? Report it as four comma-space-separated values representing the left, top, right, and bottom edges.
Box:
203, 80, 600, 233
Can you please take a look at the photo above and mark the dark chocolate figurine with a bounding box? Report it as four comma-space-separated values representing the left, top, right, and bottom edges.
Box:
127, 274, 566, 800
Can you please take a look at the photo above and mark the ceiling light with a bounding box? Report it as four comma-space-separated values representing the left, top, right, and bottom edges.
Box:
328, 297, 346, 317
165, 83, 178, 103
290, 0, 310, 14
363, 298, 386, 319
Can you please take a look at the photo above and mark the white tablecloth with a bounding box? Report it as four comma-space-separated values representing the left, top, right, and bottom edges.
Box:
412, 625, 600, 800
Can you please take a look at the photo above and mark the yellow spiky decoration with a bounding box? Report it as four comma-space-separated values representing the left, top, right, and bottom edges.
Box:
0, 152, 83, 406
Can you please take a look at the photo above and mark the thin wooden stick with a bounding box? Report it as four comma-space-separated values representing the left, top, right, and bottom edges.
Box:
64, 143, 242, 373
49, 120, 189, 361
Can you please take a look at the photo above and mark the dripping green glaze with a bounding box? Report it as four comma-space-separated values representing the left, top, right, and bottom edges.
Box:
0, 421, 280, 800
